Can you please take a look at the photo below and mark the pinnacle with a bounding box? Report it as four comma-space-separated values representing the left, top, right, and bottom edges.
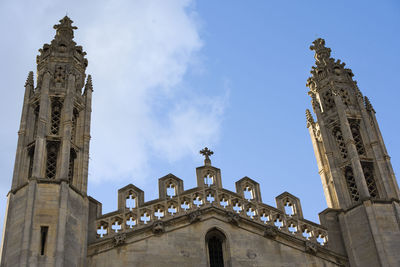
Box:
85, 75, 93, 92
25, 71, 34, 87
305, 109, 314, 127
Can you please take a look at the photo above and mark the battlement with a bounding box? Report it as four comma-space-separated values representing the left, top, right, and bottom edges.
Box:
90, 148, 328, 251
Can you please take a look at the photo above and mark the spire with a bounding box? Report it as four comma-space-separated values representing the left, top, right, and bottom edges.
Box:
24, 71, 34, 87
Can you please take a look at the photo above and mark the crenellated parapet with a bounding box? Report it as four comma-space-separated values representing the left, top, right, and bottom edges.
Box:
90, 148, 329, 252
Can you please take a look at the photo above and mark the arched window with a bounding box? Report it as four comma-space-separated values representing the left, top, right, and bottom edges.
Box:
344, 166, 359, 202
206, 229, 228, 267
333, 127, 348, 159
349, 119, 365, 156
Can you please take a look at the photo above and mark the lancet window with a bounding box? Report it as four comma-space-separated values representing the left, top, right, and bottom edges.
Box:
68, 149, 77, 183
27, 145, 35, 178
50, 98, 63, 135
46, 142, 59, 179
362, 163, 379, 198
344, 166, 359, 202
333, 127, 348, 159
71, 109, 78, 141
33, 105, 40, 138
206, 229, 226, 267
349, 120, 365, 156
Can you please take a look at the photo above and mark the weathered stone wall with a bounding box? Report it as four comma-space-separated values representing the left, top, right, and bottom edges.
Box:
0, 182, 88, 267
88, 214, 345, 267
339, 201, 400, 267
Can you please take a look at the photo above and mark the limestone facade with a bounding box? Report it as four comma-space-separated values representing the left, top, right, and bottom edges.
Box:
1, 17, 399, 267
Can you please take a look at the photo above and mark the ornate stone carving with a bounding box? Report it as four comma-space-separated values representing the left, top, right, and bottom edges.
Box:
113, 233, 126, 246
200, 147, 214, 166
226, 211, 240, 225
152, 220, 165, 234
264, 225, 278, 239
306, 109, 314, 128
305, 240, 318, 254
188, 210, 202, 223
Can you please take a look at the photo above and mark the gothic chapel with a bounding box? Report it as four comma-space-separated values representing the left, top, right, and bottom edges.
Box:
1, 17, 399, 267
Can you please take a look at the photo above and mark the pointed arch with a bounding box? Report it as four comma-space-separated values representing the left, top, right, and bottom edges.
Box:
205, 228, 230, 267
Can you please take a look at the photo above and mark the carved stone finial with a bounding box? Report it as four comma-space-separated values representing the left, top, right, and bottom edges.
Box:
188, 210, 202, 223
226, 211, 240, 226
364, 96, 375, 113
152, 220, 165, 234
113, 233, 126, 246
200, 147, 213, 166
53, 16, 77, 41
306, 109, 314, 128
310, 38, 331, 64
305, 240, 318, 254
25, 71, 34, 87
263, 225, 278, 239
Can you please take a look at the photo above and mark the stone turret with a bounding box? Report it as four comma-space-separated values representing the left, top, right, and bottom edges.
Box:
0, 17, 92, 267
307, 39, 400, 266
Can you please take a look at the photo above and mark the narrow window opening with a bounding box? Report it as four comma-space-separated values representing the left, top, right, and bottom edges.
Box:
28, 146, 35, 178
46, 142, 59, 179
68, 149, 76, 183
284, 201, 295, 216
333, 127, 348, 159
126, 193, 136, 210
166, 183, 176, 198
33, 105, 40, 138
349, 120, 365, 156
362, 163, 379, 198
71, 109, 78, 141
345, 166, 360, 202
243, 186, 254, 200
206, 229, 226, 267
40, 226, 49, 255
204, 175, 214, 186
50, 99, 63, 135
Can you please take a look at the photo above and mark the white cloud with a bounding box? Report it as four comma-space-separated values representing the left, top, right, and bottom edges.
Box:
77, 0, 227, 183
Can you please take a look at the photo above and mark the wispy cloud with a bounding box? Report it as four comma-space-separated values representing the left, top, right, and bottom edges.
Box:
77, 0, 228, 183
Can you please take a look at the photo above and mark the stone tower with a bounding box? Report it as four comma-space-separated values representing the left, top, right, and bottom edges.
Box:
306, 39, 400, 266
0, 16, 92, 267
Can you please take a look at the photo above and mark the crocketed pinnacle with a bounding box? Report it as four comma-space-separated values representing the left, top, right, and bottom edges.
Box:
84, 75, 93, 92
25, 71, 34, 87
306, 109, 314, 128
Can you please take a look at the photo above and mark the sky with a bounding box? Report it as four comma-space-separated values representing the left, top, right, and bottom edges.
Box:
0, 0, 399, 240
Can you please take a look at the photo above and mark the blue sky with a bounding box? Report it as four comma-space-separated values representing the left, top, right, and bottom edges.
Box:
0, 0, 399, 239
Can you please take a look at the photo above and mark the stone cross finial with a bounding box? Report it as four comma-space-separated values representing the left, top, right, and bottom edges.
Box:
200, 147, 213, 166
